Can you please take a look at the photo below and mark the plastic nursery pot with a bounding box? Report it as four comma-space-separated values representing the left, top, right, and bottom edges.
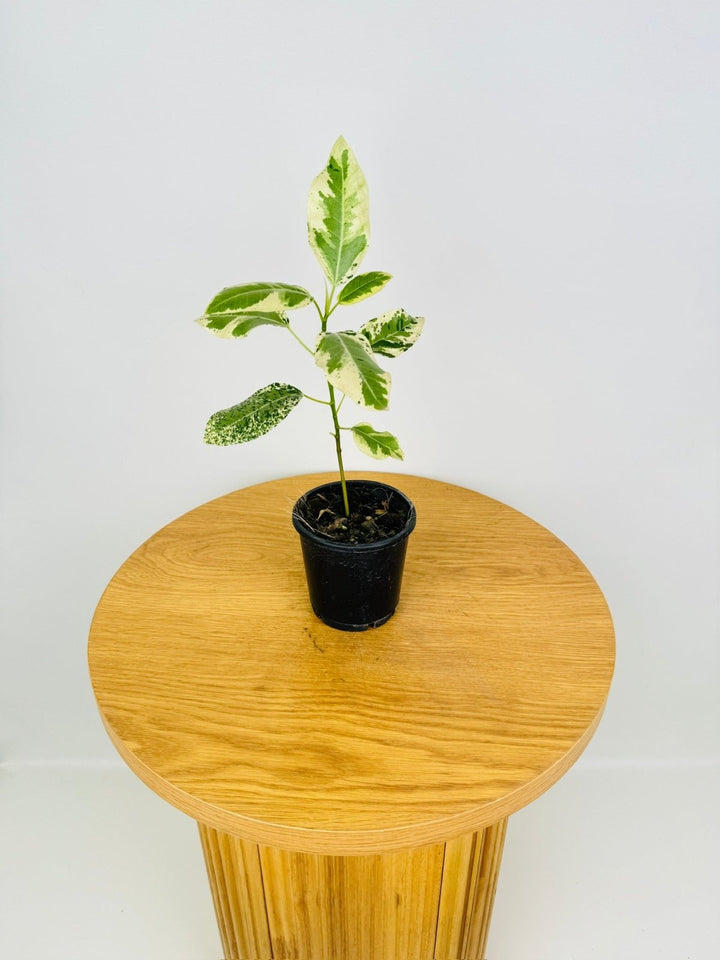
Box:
292, 479, 417, 632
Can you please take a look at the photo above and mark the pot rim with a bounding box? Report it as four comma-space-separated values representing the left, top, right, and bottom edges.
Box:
291, 478, 417, 552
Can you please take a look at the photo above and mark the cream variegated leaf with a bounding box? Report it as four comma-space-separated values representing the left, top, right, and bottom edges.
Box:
196, 311, 289, 339
204, 282, 313, 316
338, 271, 392, 305
204, 383, 302, 445
360, 309, 425, 358
315, 331, 391, 410
351, 423, 404, 460
307, 137, 370, 287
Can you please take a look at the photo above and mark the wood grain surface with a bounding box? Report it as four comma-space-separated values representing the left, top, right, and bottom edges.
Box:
199, 820, 507, 960
88, 473, 615, 855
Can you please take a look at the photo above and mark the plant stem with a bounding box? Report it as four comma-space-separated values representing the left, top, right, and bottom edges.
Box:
310, 297, 325, 324
321, 283, 335, 333
302, 393, 331, 406
286, 325, 315, 356
328, 383, 350, 517
318, 282, 349, 516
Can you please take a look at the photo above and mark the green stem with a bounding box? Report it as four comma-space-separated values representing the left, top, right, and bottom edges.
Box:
328, 383, 350, 516
287, 325, 314, 356
318, 282, 348, 516
310, 297, 325, 324
303, 393, 331, 406
321, 283, 336, 333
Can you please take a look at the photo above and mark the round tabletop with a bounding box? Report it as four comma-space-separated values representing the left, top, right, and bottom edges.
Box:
88, 473, 615, 855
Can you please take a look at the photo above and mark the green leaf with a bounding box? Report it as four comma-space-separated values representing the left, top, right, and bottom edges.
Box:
337, 271, 392, 305
196, 311, 289, 339
307, 136, 370, 287
360, 309, 425, 358
204, 283, 313, 315
351, 423, 404, 460
315, 331, 391, 410
204, 383, 302, 446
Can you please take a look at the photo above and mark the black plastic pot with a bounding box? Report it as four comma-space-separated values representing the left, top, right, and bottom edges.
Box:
292, 479, 417, 631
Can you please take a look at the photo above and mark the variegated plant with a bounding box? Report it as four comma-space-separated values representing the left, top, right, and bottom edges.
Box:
198, 136, 424, 516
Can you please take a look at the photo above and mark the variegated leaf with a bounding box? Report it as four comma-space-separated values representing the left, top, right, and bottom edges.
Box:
360, 309, 425, 358
315, 331, 391, 410
337, 271, 392, 305
351, 423, 404, 460
196, 311, 289, 339
204, 382, 302, 446
307, 136, 370, 287
204, 282, 313, 316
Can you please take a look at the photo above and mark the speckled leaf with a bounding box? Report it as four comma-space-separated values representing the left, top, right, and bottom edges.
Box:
204, 383, 302, 445
360, 309, 425, 358
337, 271, 392, 305
203, 282, 313, 316
196, 311, 289, 339
351, 423, 404, 460
315, 331, 391, 410
307, 137, 370, 287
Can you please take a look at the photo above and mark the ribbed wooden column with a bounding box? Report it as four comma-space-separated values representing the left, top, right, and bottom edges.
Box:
199, 825, 273, 959
199, 819, 508, 960
435, 819, 508, 959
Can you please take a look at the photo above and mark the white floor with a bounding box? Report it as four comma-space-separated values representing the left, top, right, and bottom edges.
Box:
1, 761, 718, 960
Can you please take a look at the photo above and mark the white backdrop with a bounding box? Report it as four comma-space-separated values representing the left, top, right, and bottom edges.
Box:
1, 0, 718, 770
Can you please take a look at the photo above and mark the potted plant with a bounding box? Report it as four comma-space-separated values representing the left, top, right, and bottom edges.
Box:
196, 136, 425, 631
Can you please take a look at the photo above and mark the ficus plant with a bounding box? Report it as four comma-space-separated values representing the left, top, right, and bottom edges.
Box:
197, 136, 425, 519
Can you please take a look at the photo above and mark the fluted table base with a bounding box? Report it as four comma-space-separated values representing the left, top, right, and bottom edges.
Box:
199, 819, 508, 960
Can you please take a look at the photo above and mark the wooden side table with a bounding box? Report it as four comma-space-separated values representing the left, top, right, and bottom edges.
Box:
88, 473, 615, 960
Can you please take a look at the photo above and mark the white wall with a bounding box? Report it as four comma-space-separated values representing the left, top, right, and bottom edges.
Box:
2, 0, 718, 767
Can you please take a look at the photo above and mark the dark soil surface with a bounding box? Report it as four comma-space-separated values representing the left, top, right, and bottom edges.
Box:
295, 483, 410, 544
